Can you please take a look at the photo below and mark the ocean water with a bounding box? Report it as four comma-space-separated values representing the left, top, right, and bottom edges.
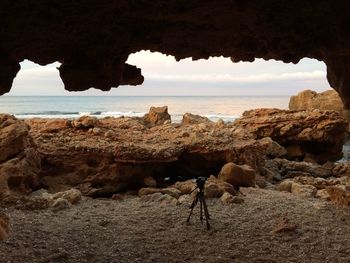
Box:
0, 96, 290, 123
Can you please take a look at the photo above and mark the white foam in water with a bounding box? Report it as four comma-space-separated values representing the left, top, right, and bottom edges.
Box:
4, 96, 289, 123
14, 111, 239, 123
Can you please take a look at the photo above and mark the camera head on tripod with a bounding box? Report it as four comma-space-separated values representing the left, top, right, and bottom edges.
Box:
195, 176, 207, 190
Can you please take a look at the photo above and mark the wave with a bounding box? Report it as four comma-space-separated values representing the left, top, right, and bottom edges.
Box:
14, 111, 239, 123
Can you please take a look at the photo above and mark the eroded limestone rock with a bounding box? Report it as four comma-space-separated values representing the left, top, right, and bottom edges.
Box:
0, 115, 41, 198
143, 106, 171, 127
218, 163, 256, 188
233, 109, 348, 163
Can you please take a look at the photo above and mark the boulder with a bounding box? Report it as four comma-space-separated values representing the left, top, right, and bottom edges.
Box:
52, 189, 82, 204
143, 106, 171, 126
182, 113, 211, 125
51, 198, 71, 211
277, 179, 294, 192
218, 163, 256, 188
40, 119, 70, 133
73, 116, 99, 129
220, 192, 243, 204
0, 115, 41, 197
289, 90, 346, 118
158, 194, 179, 206
172, 180, 196, 195
290, 183, 317, 198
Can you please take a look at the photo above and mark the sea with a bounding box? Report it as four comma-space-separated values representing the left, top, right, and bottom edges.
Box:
0, 96, 289, 123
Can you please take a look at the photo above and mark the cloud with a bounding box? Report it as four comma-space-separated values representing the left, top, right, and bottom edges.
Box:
8, 56, 330, 96
145, 70, 326, 84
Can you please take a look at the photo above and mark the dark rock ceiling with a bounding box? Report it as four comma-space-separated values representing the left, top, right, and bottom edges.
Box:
1, 1, 350, 106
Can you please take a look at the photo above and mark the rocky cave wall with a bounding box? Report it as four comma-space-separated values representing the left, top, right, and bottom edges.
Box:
1, 1, 350, 105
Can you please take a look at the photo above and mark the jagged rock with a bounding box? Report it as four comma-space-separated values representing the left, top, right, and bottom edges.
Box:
293, 176, 348, 189
204, 181, 222, 198
233, 109, 348, 163
316, 189, 331, 200
218, 163, 256, 188
273, 158, 333, 179
172, 180, 196, 195
0, 115, 41, 197
182, 113, 211, 125
333, 162, 350, 177
52, 189, 82, 204
215, 119, 225, 129
26, 119, 70, 133
258, 137, 287, 158
160, 188, 182, 199
92, 127, 102, 135
289, 90, 346, 118
0, 212, 10, 241
326, 186, 350, 206
0, 114, 30, 162
220, 192, 242, 205
143, 106, 171, 127
51, 198, 71, 211
277, 179, 294, 192
73, 116, 99, 129
290, 183, 317, 198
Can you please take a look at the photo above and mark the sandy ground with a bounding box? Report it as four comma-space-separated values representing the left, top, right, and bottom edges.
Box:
1, 188, 350, 263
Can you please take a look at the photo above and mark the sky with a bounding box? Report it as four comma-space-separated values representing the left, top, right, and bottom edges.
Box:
7, 50, 331, 96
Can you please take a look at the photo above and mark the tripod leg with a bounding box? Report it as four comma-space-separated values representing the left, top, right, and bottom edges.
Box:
202, 196, 210, 220
186, 193, 198, 223
199, 195, 203, 222
202, 197, 210, 230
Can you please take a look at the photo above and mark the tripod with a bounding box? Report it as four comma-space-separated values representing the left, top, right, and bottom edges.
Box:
186, 177, 210, 230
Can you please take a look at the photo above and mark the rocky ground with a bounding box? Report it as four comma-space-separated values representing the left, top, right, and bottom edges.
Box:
1, 188, 350, 263
1, 106, 350, 262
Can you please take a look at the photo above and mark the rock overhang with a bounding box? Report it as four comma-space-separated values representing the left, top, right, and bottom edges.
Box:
1, 1, 350, 105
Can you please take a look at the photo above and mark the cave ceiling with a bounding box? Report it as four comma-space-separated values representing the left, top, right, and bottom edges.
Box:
1, 1, 350, 106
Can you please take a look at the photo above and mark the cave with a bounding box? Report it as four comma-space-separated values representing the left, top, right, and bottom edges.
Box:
1, 1, 350, 106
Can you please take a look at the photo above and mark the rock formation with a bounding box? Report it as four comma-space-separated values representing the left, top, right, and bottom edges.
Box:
25, 111, 265, 197
0, 107, 348, 201
289, 90, 348, 118
142, 106, 171, 127
0, 114, 41, 198
233, 108, 348, 163
2, 2, 350, 106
